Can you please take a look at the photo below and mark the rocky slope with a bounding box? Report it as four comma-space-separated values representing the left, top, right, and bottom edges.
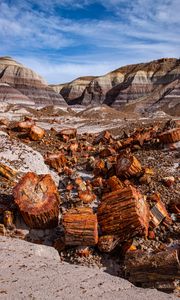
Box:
50, 76, 96, 105
0, 56, 66, 106
52, 58, 180, 116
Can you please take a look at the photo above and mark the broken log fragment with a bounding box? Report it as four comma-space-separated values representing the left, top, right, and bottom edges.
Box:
29, 125, 45, 141
93, 130, 112, 145
98, 186, 149, 241
150, 199, 172, 227
17, 119, 35, 131
13, 172, 60, 229
116, 154, 142, 178
44, 153, 67, 173
98, 235, 121, 252
159, 128, 180, 144
58, 128, 77, 142
124, 248, 180, 293
0, 162, 17, 180
63, 207, 98, 246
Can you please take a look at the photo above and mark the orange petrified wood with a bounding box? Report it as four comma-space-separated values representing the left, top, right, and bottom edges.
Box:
13, 172, 60, 229
63, 207, 98, 246
98, 186, 149, 241
116, 153, 142, 178
29, 125, 45, 141
158, 128, 180, 144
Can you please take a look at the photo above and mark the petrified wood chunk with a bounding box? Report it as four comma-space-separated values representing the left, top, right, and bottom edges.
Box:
98, 235, 121, 252
98, 186, 149, 240
59, 128, 77, 142
124, 249, 180, 293
44, 152, 67, 173
63, 207, 98, 246
13, 172, 60, 229
107, 176, 124, 191
159, 128, 180, 144
17, 119, 35, 131
93, 130, 112, 145
116, 154, 142, 178
150, 199, 172, 227
0, 162, 17, 180
29, 125, 45, 141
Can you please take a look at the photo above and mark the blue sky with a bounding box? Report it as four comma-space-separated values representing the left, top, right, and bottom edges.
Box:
0, 0, 179, 83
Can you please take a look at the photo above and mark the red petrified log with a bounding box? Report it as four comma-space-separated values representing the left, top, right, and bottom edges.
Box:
159, 128, 180, 144
116, 154, 142, 178
124, 249, 180, 293
45, 153, 67, 173
63, 207, 98, 246
107, 176, 124, 191
29, 125, 45, 141
13, 172, 60, 229
93, 130, 112, 145
98, 186, 149, 241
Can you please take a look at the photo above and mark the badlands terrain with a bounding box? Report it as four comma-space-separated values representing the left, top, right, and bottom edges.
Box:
0, 56, 179, 299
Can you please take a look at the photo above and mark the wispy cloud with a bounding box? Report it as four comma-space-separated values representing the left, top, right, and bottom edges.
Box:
0, 0, 179, 83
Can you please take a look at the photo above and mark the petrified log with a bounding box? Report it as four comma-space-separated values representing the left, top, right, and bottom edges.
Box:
98, 186, 149, 240
98, 235, 121, 252
13, 172, 60, 229
44, 152, 67, 173
78, 190, 96, 204
107, 176, 124, 191
63, 207, 98, 246
29, 125, 45, 141
0, 162, 17, 180
124, 249, 180, 292
116, 154, 142, 178
159, 128, 180, 144
58, 128, 77, 142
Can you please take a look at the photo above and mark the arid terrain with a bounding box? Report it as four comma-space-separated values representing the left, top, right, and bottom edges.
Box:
0, 102, 179, 299
0, 56, 179, 299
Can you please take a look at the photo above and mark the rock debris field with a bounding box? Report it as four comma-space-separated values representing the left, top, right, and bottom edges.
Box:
0, 104, 179, 299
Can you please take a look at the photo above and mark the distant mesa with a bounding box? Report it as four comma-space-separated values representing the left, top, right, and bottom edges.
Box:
51, 58, 180, 116
0, 56, 66, 106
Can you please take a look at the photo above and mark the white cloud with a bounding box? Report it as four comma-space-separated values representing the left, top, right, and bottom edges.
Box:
0, 0, 179, 83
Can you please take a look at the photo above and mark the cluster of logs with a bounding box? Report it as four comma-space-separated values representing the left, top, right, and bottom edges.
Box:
16, 117, 45, 141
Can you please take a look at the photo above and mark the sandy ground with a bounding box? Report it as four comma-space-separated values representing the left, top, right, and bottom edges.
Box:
0, 236, 178, 300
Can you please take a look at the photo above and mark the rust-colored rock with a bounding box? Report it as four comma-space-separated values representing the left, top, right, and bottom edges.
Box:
59, 128, 77, 142
124, 249, 180, 293
159, 128, 180, 144
29, 125, 45, 141
45, 152, 67, 173
0, 162, 17, 180
93, 130, 112, 145
17, 119, 35, 131
98, 235, 121, 252
98, 186, 149, 240
107, 176, 124, 191
150, 198, 172, 227
78, 190, 96, 204
13, 172, 60, 229
0, 118, 9, 126
116, 154, 142, 178
63, 207, 98, 246
3, 211, 14, 229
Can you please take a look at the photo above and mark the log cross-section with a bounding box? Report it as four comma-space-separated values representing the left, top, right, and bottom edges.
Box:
13, 172, 60, 229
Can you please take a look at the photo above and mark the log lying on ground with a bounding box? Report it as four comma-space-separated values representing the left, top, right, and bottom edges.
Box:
63, 207, 98, 246
29, 125, 45, 141
0, 162, 17, 180
13, 172, 60, 229
116, 154, 142, 178
158, 128, 180, 144
44, 153, 67, 173
93, 130, 112, 145
124, 248, 180, 293
17, 119, 35, 131
98, 186, 149, 241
